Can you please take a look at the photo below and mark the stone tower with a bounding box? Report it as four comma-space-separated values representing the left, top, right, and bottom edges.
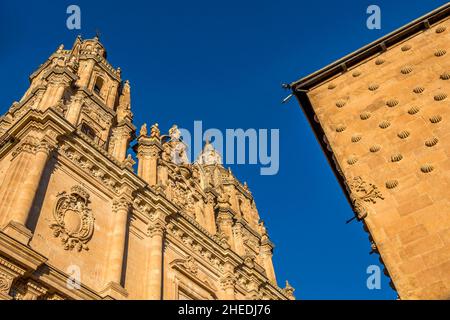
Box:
0, 36, 293, 300
290, 4, 450, 299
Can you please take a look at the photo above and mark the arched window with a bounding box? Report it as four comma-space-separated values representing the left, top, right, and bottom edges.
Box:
93, 76, 104, 95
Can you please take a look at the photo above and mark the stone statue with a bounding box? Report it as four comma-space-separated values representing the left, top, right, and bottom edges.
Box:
140, 123, 148, 137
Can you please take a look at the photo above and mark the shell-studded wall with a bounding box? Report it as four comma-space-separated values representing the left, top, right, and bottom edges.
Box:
307, 19, 450, 299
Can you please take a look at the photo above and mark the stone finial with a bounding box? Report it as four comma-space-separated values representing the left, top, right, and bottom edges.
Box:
56, 44, 64, 53
258, 220, 268, 236
139, 123, 148, 137
150, 123, 160, 141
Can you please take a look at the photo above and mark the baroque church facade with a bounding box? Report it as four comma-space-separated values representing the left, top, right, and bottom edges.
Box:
0, 36, 293, 300
290, 4, 450, 299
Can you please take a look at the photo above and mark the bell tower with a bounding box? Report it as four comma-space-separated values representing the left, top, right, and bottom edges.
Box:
3, 35, 135, 161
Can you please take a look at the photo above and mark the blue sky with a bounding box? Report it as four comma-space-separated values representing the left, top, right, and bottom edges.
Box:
0, 0, 447, 299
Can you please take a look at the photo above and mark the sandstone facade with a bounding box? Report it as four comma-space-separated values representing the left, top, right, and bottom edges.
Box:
0, 36, 292, 300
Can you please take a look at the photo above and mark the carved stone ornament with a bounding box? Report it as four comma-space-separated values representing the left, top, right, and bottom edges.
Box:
348, 176, 384, 220
0, 272, 13, 294
50, 186, 95, 251
181, 256, 199, 276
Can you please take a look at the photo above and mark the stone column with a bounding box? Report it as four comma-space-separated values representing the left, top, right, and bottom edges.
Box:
136, 133, 162, 186
0, 136, 55, 243
232, 220, 246, 256
219, 262, 235, 300
204, 193, 217, 235
109, 123, 134, 162
247, 278, 261, 300
39, 73, 73, 111
105, 198, 130, 285
146, 214, 166, 300
77, 59, 96, 88
215, 194, 235, 250
260, 239, 277, 285
65, 91, 84, 125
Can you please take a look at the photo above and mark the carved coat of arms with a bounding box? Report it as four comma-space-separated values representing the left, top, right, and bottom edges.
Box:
50, 186, 95, 252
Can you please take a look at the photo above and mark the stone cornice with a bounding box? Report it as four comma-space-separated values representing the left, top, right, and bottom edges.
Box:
167, 212, 289, 299
0, 232, 47, 272
33, 264, 101, 300
29, 59, 53, 82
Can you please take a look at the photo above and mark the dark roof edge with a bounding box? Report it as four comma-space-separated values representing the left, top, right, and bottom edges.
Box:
290, 2, 450, 90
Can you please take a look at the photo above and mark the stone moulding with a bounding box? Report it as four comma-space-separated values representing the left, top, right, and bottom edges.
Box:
348, 176, 384, 220
49, 185, 95, 252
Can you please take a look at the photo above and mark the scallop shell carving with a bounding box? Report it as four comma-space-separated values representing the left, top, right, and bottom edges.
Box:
440, 72, 450, 80
436, 26, 446, 33
401, 45, 411, 51
397, 131, 410, 139
375, 58, 385, 65
413, 86, 425, 94
430, 115, 442, 124
434, 93, 447, 101
386, 99, 399, 107
386, 180, 399, 189
347, 157, 358, 165
328, 83, 336, 90
408, 106, 420, 115
420, 165, 434, 173
435, 49, 446, 57
400, 66, 413, 74
368, 84, 379, 91
335, 125, 347, 133
352, 71, 361, 77
336, 100, 346, 108
360, 112, 371, 120
391, 154, 403, 162
351, 135, 362, 143
369, 145, 381, 153
425, 137, 438, 147
379, 120, 391, 129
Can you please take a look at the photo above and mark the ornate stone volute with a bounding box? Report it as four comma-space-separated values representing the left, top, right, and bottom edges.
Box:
49, 185, 95, 252
348, 176, 384, 220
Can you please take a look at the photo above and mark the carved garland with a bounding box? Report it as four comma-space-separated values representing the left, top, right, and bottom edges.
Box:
50, 186, 95, 251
